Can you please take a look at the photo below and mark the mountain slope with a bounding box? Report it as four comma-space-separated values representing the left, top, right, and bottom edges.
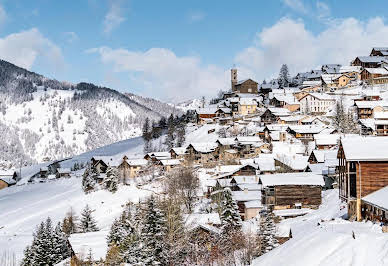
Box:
0, 59, 177, 167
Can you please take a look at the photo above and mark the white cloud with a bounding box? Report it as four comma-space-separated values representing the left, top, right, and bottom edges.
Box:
0, 28, 64, 70
103, 0, 126, 34
63, 31, 79, 43
188, 11, 205, 23
283, 0, 307, 14
87, 47, 228, 101
235, 17, 388, 81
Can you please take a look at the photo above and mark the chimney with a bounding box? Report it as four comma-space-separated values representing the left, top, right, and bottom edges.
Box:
231, 68, 237, 91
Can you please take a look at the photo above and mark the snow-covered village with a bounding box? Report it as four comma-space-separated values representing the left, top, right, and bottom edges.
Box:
1, 1, 388, 266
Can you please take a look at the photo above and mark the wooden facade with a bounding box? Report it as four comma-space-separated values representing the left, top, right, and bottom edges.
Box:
262, 185, 322, 209
234, 79, 258, 94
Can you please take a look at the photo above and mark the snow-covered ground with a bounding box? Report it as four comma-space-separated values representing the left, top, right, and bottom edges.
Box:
253, 189, 388, 266
0, 177, 152, 263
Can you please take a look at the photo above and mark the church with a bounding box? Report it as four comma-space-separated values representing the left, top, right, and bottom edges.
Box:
231, 68, 259, 94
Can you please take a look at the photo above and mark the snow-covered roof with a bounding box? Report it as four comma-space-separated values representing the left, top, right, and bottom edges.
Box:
216, 137, 236, 146
68, 231, 109, 261
232, 175, 259, 184
236, 136, 262, 144
197, 107, 218, 115
0, 169, 17, 177
0, 177, 16, 185
314, 134, 340, 146
341, 136, 388, 161
362, 186, 388, 211
244, 200, 263, 208
273, 94, 299, 105
239, 98, 257, 105
288, 125, 324, 134
232, 190, 261, 202
57, 168, 71, 174
354, 100, 388, 109
147, 152, 172, 160
273, 208, 313, 217
363, 68, 388, 75
216, 178, 232, 187
189, 142, 218, 153
255, 155, 276, 172
126, 158, 148, 166
373, 112, 388, 119
159, 159, 181, 166
267, 107, 291, 116
238, 183, 261, 191
184, 213, 222, 228
356, 56, 388, 63
236, 78, 257, 85
321, 74, 342, 84
303, 93, 334, 101
259, 172, 324, 187
170, 147, 187, 155
310, 150, 338, 163
339, 65, 362, 73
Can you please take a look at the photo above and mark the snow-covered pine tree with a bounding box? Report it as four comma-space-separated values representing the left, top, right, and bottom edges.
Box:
139, 196, 167, 265
176, 125, 186, 147
259, 212, 279, 254
21, 245, 34, 266
220, 188, 242, 232
82, 163, 98, 192
80, 204, 99, 233
52, 222, 71, 262
32, 218, 55, 265
107, 210, 134, 246
104, 166, 119, 193
278, 64, 290, 88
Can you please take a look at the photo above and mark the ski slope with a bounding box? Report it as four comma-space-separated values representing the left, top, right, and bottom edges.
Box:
252, 190, 388, 266
0, 177, 152, 263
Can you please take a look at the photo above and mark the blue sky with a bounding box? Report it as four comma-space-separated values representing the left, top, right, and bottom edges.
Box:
1, 0, 388, 101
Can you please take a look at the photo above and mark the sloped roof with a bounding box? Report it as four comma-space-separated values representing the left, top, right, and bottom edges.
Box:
362, 186, 388, 211
314, 134, 340, 146
288, 125, 325, 134
232, 175, 259, 184
363, 68, 388, 75
68, 231, 109, 261
259, 172, 324, 187
232, 190, 261, 202
217, 138, 236, 146
355, 56, 388, 63
159, 159, 181, 166
341, 136, 388, 161
189, 142, 218, 153
197, 107, 218, 115
170, 147, 187, 155
236, 78, 258, 85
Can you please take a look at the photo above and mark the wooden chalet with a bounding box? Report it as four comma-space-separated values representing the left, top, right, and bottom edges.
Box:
90, 156, 110, 174
56, 168, 71, 178
370, 47, 388, 57
286, 125, 324, 141
260, 108, 291, 125
352, 56, 388, 68
260, 172, 324, 210
233, 79, 259, 94
232, 190, 262, 220
338, 136, 388, 221
158, 159, 181, 172
170, 147, 187, 160
118, 158, 148, 181
186, 143, 218, 165
360, 68, 388, 84
144, 152, 171, 163
354, 101, 387, 119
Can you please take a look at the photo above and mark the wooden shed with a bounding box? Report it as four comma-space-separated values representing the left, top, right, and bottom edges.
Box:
260, 172, 324, 210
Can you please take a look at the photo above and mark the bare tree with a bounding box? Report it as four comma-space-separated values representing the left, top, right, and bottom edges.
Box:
165, 167, 199, 212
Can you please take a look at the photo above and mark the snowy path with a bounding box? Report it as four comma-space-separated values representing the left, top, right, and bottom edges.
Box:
0, 177, 152, 263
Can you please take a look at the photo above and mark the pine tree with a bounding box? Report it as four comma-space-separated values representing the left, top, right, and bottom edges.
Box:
176, 125, 186, 147
278, 64, 290, 88
21, 245, 34, 266
105, 245, 123, 265
80, 204, 99, 233
82, 163, 98, 192
259, 212, 279, 254
107, 210, 134, 246
220, 188, 242, 231
139, 196, 167, 265
52, 222, 71, 262
104, 166, 119, 193
142, 117, 151, 141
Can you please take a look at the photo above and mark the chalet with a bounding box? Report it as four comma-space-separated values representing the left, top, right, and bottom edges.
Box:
262, 124, 289, 142
338, 136, 388, 221
238, 98, 257, 115
260, 108, 291, 125
68, 230, 109, 265
370, 47, 388, 57
339, 65, 362, 80
170, 147, 187, 160
278, 115, 306, 125
286, 125, 324, 141
374, 112, 388, 136
40, 167, 48, 178
0, 170, 17, 190
196, 107, 218, 124
299, 93, 335, 114
321, 74, 342, 89
275, 224, 293, 244
185, 213, 222, 244
158, 159, 181, 172
360, 68, 388, 84
352, 56, 388, 68
254, 154, 276, 174
91, 156, 110, 174
354, 101, 388, 119
361, 89, 381, 101
232, 190, 262, 220
270, 95, 300, 112
235, 136, 270, 158
56, 168, 71, 178
260, 172, 324, 210
215, 107, 232, 118
230, 175, 259, 191
118, 158, 148, 181
361, 186, 388, 225
231, 69, 259, 94
186, 142, 218, 165
308, 149, 338, 164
